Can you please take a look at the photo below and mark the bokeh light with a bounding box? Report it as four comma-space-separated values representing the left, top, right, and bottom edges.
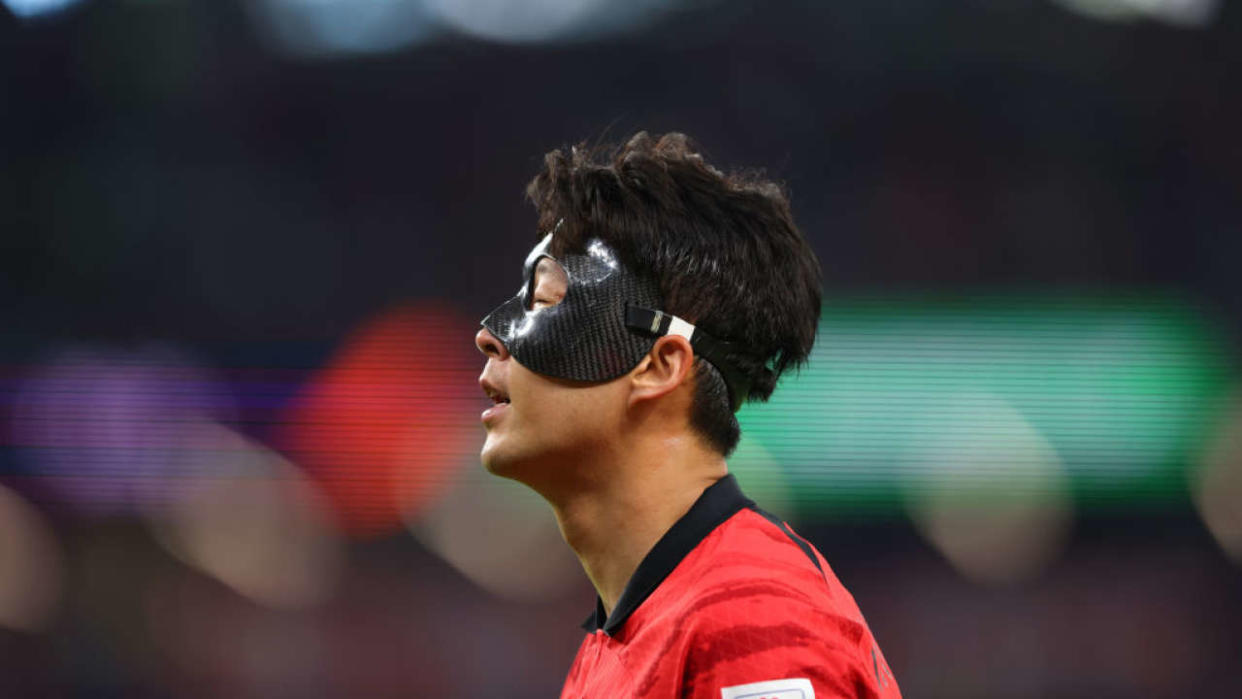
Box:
903, 393, 1074, 585
246, 0, 438, 59
279, 304, 481, 538
149, 422, 344, 609
1, 0, 86, 20
733, 293, 1236, 517
408, 467, 582, 601
5, 0, 1242, 693
9, 345, 236, 514
1050, 0, 1220, 26
729, 436, 796, 523
0, 484, 64, 632
1193, 395, 1242, 565
422, 0, 671, 44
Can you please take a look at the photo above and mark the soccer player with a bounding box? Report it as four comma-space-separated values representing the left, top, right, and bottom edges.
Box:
475, 132, 901, 698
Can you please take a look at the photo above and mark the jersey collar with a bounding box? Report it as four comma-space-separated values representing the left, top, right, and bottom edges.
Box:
581, 473, 754, 636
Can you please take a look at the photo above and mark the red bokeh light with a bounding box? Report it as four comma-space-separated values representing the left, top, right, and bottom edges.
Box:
280, 304, 482, 538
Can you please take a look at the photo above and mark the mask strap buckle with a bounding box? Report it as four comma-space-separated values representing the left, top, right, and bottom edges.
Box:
624, 306, 752, 412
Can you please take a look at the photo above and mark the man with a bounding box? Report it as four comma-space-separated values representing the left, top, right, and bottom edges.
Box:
475, 132, 900, 698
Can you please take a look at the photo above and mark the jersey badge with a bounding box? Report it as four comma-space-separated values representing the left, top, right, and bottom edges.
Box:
720, 677, 815, 699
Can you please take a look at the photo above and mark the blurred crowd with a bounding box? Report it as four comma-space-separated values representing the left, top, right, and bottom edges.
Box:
3, 0, 1241, 696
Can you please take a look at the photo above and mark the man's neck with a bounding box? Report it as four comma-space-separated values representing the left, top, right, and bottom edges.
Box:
545, 435, 728, 617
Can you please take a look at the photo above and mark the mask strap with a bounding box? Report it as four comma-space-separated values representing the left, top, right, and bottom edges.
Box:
624, 306, 752, 412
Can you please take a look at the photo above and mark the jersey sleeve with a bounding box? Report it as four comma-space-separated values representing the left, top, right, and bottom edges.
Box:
676, 584, 899, 699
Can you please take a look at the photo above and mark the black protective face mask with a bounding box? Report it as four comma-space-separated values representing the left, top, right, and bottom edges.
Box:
480, 232, 751, 411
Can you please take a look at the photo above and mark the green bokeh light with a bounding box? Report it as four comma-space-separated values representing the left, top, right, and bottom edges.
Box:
730, 292, 1237, 519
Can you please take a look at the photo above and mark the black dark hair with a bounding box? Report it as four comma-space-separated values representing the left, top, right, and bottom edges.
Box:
525, 132, 821, 456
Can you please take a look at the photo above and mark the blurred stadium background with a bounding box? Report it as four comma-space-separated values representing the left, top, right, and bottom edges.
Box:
3, 0, 1242, 696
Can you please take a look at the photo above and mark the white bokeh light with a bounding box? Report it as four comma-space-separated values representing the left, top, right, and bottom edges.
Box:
1051, 0, 1219, 26
408, 466, 582, 601
903, 393, 1074, 586
148, 422, 345, 609
423, 0, 669, 44
0, 485, 65, 632
1194, 396, 1242, 565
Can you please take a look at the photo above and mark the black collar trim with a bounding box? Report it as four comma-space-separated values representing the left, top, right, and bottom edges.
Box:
580, 474, 753, 636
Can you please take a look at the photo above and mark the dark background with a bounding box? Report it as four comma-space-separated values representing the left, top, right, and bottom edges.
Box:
2, 0, 1241, 696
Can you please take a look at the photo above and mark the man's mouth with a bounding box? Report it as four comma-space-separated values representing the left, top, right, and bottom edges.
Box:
481, 386, 510, 424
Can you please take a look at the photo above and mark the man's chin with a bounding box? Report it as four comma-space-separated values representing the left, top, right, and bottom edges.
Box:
481, 442, 548, 488
480, 441, 518, 478
480, 453, 506, 476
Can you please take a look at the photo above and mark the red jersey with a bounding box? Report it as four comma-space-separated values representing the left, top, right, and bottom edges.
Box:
561, 475, 901, 699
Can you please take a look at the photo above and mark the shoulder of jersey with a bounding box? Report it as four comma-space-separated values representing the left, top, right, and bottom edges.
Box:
695, 511, 878, 640
675, 510, 900, 698
689, 510, 834, 587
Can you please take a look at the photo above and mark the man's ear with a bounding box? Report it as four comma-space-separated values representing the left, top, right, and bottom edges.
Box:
628, 335, 695, 408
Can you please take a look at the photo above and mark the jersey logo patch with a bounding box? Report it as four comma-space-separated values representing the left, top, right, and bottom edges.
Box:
720, 677, 815, 699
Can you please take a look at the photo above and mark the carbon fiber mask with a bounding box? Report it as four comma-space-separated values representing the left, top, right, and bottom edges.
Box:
480, 231, 753, 411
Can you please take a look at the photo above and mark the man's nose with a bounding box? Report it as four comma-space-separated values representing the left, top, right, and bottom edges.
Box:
475, 326, 510, 359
